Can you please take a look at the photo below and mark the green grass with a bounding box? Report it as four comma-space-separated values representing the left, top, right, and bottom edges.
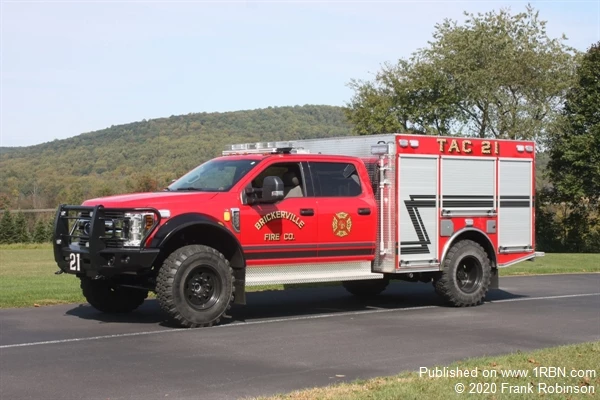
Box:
0, 244, 85, 307
0, 245, 598, 308
499, 253, 600, 276
253, 341, 599, 399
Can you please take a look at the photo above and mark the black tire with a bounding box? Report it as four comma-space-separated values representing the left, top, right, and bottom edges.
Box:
342, 278, 390, 298
156, 245, 234, 328
434, 240, 492, 306
80, 277, 148, 313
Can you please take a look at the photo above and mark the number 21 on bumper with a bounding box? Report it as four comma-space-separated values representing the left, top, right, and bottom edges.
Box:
69, 253, 81, 271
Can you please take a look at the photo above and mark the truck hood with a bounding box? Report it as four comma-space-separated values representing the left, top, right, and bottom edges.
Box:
82, 191, 220, 209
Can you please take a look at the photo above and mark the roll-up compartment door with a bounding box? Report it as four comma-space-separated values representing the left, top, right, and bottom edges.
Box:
398, 156, 438, 262
498, 159, 533, 248
441, 158, 495, 216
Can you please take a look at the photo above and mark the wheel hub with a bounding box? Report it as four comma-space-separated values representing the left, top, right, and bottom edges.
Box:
184, 266, 221, 310
455, 256, 482, 294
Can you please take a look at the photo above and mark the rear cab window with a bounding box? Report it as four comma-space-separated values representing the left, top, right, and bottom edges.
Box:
309, 162, 362, 197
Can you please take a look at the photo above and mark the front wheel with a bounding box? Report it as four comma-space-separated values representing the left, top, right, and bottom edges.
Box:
156, 245, 234, 328
80, 277, 148, 313
434, 240, 492, 306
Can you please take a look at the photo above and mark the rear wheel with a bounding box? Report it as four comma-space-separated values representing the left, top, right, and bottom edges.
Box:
342, 278, 390, 298
434, 240, 492, 306
80, 277, 148, 313
156, 245, 234, 328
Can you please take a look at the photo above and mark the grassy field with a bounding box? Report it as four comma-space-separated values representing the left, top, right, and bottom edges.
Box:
0, 244, 598, 308
254, 341, 599, 399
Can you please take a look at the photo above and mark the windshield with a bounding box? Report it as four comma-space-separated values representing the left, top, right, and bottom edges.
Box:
168, 158, 260, 192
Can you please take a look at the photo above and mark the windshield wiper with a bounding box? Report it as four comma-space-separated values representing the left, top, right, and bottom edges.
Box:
175, 187, 204, 191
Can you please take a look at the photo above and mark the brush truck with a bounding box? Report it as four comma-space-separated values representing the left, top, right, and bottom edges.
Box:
53, 134, 539, 327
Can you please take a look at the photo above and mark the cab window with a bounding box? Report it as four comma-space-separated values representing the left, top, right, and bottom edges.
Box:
310, 162, 362, 197
252, 162, 304, 199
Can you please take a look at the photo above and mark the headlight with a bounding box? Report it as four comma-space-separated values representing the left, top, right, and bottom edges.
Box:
123, 212, 156, 247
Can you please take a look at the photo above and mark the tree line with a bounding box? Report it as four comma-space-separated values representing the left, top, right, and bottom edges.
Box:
0, 211, 53, 244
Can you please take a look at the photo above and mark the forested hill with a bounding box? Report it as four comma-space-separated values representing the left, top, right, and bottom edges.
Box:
0, 105, 354, 209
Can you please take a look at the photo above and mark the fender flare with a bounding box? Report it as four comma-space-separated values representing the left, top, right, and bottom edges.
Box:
150, 213, 244, 262
440, 227, 496, 267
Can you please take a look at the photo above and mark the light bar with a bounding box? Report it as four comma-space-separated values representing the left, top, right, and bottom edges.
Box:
222, 141, 309, 155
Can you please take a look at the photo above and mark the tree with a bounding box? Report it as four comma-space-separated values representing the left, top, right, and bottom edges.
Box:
46, 219, 55, 242
33, 219, 49, 243
0, 211, 16, 244
545, 41, 600, 252
346, 5, 577, 140
127, 174, 159, 193
13, 211, 30, 243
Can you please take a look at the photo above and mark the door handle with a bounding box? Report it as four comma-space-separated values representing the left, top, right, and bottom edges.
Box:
358, 208, 371, 215
300, 208, 314, 216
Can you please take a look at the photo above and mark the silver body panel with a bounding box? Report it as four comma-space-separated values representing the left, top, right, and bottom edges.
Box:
397, 155, 438, 264
498, 159, 533, 248
246, 262, 382, 286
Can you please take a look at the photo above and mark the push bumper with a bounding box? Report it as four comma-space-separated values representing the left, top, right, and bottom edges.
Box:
53, 204, 160, 277
54, 244, 160, 277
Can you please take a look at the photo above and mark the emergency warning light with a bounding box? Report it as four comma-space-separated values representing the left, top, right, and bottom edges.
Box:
222, 141, 310, 155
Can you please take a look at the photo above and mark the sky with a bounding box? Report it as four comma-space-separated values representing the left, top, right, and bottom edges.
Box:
1, 1, 599, 148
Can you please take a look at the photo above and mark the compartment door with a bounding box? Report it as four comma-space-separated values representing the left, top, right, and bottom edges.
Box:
498, 159, 533, 249
397, 156, 438, 262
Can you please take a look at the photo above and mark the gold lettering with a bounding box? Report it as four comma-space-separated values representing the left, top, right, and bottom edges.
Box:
264, 233, 280, 241
482, 141, 491, 154
437, 138, 447, 152
448, 139, 460, 153
495, 141, 500, 155
462, 140, 472, 153
284, 233, 295, 241
255, 212, 306, 230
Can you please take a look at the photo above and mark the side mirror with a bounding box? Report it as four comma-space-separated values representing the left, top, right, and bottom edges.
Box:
261, 176, 284, 203
244, 184, 259, 205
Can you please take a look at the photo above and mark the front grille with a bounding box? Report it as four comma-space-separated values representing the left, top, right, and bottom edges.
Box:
66, 208, 127, 248
55, 205, 159, 252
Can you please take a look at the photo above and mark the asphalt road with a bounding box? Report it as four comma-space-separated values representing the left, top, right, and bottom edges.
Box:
1, 274, 599, 400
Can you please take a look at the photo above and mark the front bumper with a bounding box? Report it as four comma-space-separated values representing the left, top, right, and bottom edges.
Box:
53, 205, 160, 277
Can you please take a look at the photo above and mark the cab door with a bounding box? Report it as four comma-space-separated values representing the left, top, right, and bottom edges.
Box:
238, 161, 319, 265
308, 161, 377, 261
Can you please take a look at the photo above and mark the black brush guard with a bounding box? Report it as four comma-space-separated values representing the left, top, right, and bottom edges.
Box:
53, 205, 161, 277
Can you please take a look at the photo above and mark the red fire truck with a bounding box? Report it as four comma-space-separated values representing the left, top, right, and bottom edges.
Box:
53, 134, 540, 327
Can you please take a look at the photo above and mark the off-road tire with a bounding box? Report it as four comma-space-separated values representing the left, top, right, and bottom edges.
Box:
80, 277, 148, 313
156, 245, 234, 328
342, 278, 390, 298
434, 240, 492, 306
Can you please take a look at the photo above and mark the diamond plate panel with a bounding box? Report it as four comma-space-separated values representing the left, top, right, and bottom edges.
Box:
246, 261, 384, 286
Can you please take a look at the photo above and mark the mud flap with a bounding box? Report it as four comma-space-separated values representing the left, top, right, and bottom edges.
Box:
233, 268, 246, 305
490, 268, 499, 289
